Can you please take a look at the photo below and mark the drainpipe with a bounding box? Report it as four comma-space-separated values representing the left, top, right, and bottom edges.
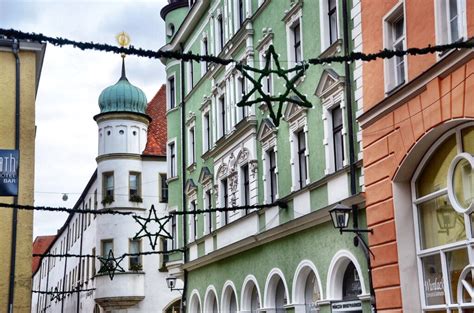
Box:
6, 38, 20, 313
341, 0, 377, 311
179, 43, 188, 313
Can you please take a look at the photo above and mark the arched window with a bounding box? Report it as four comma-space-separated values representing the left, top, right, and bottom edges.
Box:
412, 125, 474, 311
275, 279, 286, 313
292, 261, 321, 313
304, 271, 319, 312
241, 276, 261, 313
222, 283, 238, 313
205, 288, 219, 313
265, 270, 289, 313
250, 284, 260, 312
342, 263, 361, 301
189, 293, 201, 313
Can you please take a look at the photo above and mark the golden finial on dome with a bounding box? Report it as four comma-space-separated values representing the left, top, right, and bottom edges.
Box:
116, 31, 131, 58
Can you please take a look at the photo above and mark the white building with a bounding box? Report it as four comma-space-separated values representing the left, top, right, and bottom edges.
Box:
31, 61, 181, 313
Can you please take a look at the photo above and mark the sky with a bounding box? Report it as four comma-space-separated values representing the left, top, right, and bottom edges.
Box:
0, 0, 169, 237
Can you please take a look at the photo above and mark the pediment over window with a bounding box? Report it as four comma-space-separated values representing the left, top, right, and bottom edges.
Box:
216, 163, 228, 179
185, 179, 197, 195
257, 118, 277, 142
198, 167, 213, 184
284, 99, 307, 125
315, 69, 344, 100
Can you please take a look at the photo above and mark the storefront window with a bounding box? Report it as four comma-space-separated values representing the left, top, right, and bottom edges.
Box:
413, 124, 474, 311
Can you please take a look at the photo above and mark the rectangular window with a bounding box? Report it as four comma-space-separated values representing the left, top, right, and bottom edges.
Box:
328, 0, 338, 45
204, 112, 211, 151
188, 56, 194, 92
169, 142, 177, 178
261, 49, 273, 95
221, 178, 229, 225
129, 239, 142, 270
268, 149, 277, 203
101, 239, 113, 257
188, 126, 196, 165
238, 0, 245, 27
206, 190, 212, 234
437, 0, 464, 46
385, 7, 405, 91
168, 76, 176, 109
129, 172, 141, 199
92, 248, 96, 277
237, 76, 247, 120
191, 200, 197, 240
202, 38, 209, 72
332, 106, 344, 171
217, 15, 224, 52
242, 164, 250, 212
103, 172, 114, 200
219, 95, 226, 138
160, 173, 168, 203
297, 130, 308, 189
171, 214, 177, 250
293, 22, 302, 63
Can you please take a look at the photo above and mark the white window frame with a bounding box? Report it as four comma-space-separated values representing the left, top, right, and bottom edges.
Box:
383, 2, 407, 93
203, 188, 213, 235
259, 46, 274, 98
167, 74, 177, 110
240, 162, 251, 210
216, 12, 224, 54
264, 148, 278, 204
434, 0, 467, 49
186, 55, 195, 94
187, 124, 196, 166
202, 108, 212, 153
201, 35, 209, 76
286, 11, 303, 68
169, 208, 178, 250
291, 127, 309, 192
167, 139, 178, 179
319, 0, 340, 52
189, 199, 198, 241
217, 93, 226, 139
236, 74, 248, 122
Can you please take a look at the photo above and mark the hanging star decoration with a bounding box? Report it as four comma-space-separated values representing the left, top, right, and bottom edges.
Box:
98, 249, 125, 280
235, 44, 312, 126
50, 287, 61, 303
133, 205, 172, 250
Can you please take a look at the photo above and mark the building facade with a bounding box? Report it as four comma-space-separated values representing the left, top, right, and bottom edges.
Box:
31, 67, 179, 312
160, 0, 372, 312
359, 0, 474, 312
0, 38, 46, 313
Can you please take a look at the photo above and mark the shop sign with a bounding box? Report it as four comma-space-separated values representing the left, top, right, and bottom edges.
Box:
331, 300, 362, 312
0, 150, 19, 196
424, 274, 445, 301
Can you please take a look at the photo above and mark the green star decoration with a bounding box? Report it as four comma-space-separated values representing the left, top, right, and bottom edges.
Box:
235, 44, 312, 126
98, 249, 125, 280
50, 287, 61, 303
133, 205, 172, 250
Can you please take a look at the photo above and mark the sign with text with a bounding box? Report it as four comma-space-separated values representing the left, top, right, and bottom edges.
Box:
0, 150, 19, 196
331, 300, 362, 312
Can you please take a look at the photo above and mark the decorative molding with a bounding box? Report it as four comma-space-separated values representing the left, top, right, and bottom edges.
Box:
315, 69, 345, 101
282, 0, 303, 24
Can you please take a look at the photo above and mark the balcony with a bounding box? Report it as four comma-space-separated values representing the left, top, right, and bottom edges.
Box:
94, 271, 145, 310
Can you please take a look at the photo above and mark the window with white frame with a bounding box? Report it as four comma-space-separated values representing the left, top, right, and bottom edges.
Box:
412, 125, 474, 311
241, 163, 250, 212
332, 106, 344, 171
168, 75, 176, 110
102, 172, 114, 201
384, 4, 406, 91
168, 141, 177, 178
285, 6, 303, 68
320, 0, 339, 51
170, 212, 177, 250
436, 0, 466, 46
259, 48, 273, 96
266, 148, 278, 203
218, 95, 226, 139
296, 129, 308, 189
188, 126, 196, 165
238, 0, 245, 28
129, 172, 141, 200
187, 55, 195, 93
190, 200, 198, 241
160, 173, 168, 203
237, 75, 247, 121
129, 239, 142, 270
217, 14, 224, 53
221, 178, 229, 225
201, 36, 209, 74
203, 111, 211, 152
204, 189, 213, 235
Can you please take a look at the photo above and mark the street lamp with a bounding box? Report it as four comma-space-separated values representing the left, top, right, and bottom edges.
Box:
166, 275, 183, 292
329, 203, 373, 236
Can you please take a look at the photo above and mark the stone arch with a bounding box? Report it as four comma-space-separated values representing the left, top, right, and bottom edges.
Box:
326, 250, 367, 300
204, 285, 219, 313
241, 275, 262, 312
189, 290, 201, 313
221, 280, 239, 313
292, 260, 323, 311
264, 268, 290, 310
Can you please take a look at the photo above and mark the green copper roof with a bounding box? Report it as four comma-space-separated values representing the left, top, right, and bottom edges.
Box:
98, 60, 147, 114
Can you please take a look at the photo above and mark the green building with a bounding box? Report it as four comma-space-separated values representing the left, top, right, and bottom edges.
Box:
159, 0, 371, 312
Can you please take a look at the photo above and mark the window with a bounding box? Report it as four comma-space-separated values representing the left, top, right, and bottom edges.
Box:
129, 239, 142, 270
267, 149, 277, 203
168, 141, 177, 178
203, 112, 211, 152
187, 55, 194, 93
160, 173, 168, 203
296, 130, 308, 189
292, 22, 302, 63
238, 0, 245, 27
436, 0, 466, 46
129, 172, 141, 199
101, 240, 113, 257
218, 95, 226, 138
188, 126, 196, 165
384, 6, 405, 91
171, 214, 177, 250
202, 37, 209, 73
412, 126, 474, 310
332, 107, 344, 171
103, 172, 114, 200
190, 200, 197, 240
237, 76, 247, 120
168, 76, 176, 109
260, 49, 273, 96
221, 178, 229, 225
328, 0, 338, 45
241, 164, 250, 211
205, 190, 213, 234
218, 15, 224, 53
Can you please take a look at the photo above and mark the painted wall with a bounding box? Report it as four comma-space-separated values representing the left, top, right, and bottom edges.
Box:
0, 43, 44, 313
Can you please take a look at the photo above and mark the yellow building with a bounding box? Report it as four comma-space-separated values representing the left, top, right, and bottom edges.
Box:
0, 38, 45, 313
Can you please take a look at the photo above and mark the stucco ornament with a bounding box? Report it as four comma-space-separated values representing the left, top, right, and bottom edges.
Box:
133, 205, 172, 250
447, 153, 474, 214
457, 264, 474, 304
235, 45, 311, 126
97, 249, 125, 280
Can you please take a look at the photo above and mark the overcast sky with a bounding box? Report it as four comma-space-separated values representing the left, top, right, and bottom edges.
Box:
0, 0, 169, 237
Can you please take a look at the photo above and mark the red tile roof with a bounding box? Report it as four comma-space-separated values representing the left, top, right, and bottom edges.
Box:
32, 235, 56, 273
143, 84, 167, 156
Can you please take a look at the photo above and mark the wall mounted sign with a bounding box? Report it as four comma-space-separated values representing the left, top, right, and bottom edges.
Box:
0, 149, 19, 196
331, 300, 362, 312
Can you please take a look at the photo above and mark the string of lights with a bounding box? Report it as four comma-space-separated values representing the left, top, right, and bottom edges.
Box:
32, 288, 96, 295
0, 28, 472, 65
33, 249, 185, 259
